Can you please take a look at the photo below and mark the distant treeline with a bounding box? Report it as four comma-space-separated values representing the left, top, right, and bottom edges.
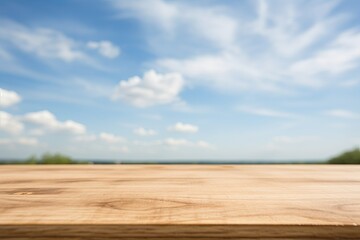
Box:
0, 148, 359, 164
0, 153, 89, 164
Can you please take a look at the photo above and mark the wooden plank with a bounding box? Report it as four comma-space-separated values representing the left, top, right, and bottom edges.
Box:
0, 165, 359, 239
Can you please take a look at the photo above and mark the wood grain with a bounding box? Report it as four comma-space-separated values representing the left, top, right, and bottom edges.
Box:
0, 165, 359, 239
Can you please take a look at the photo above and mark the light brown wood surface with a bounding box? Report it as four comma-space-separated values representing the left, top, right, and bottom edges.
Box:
0, 165, 359, 239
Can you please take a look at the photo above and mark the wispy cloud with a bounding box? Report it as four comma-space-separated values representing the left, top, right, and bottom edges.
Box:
0, 18, 118, 82
0, 137, 38, 146
289, 29, 360, 86
237, 106, 296, 118
109, 0, 237, 49
87, 40, 121, 58
110, 0, 357, 92
0, 19, 88, 62
325, 109, 360, 119
0, 47, 12, 60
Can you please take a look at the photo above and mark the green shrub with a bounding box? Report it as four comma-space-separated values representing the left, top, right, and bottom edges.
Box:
24, 153, 88, 164
328, 148, 360, 164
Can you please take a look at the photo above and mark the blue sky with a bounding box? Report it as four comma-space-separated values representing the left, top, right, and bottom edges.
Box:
0, 0, 359, 161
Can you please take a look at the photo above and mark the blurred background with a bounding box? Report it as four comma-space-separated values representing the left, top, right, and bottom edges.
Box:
0, 0, 359, 164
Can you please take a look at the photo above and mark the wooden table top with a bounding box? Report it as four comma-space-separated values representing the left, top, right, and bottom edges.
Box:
0, 165, 359, 239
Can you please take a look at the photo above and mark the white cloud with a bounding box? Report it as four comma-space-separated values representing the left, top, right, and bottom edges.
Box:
0, 137, 38, 146
24, 110, 86, 134
325, 109, 360, 119
162, 138, 211, 148
73, 132, 127, 149
62, 121, 86, 134
0, 111, 23, 134
168, 122, 199, 133
156, 53, 252, 90
112, 70, 184, 107
163, 138, 190, 146
0, 19, 87, 62
0, 88, 21, 107
133, 138, 211, 149
74, 134, 97, 142
99, 132, 125, 143
237, 106, 294, 118
134, 127, 157, 136
17, 137, 38, 146
87, 40, 120, 58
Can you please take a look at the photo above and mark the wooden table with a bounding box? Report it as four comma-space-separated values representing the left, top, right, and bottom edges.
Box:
0, 165, 359, 239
